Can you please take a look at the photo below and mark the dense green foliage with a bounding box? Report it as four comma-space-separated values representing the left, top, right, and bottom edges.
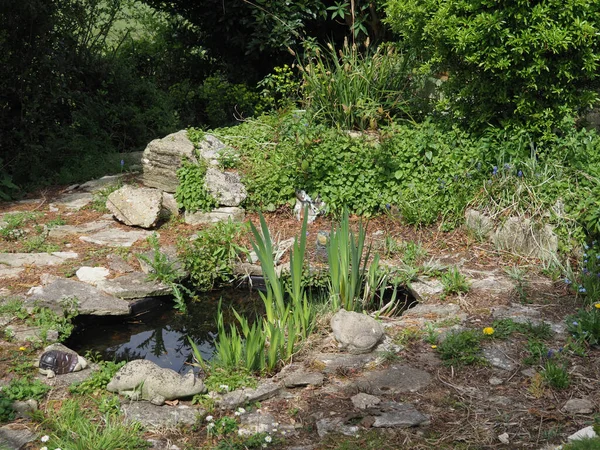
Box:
175, 159, 217, 213
385, 0, 600, 131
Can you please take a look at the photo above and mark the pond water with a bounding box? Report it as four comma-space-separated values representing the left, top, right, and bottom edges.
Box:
65, 289, 263, 374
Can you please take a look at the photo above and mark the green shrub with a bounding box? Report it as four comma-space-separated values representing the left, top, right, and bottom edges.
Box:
441, 267, 470, 296
2, 378, 51, 401
180, 220, 247, 291
0, 395, 15, 423
385, 0, 600, 132
175, 159, 217, 213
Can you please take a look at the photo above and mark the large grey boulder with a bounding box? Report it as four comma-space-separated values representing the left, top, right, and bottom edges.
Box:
142, 130, 197, 192
107, 185, 163, 229
107, 359, 206, 406
204, 168, 247, 207
330, 309, 384, 354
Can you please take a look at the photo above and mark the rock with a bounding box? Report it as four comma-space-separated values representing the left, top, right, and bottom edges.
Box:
120, 402, 202, 428
401, 303, 463, 321
184, 207, 245, 225
0, 267, 24, 279
196, 134, 228, 165
0, 251, 79, 267
107, 359, 206, 406
498, 432, 510, 444
11, 399, 37, 418
94, 272, 172, 299
465, 209, 494, 238
161, 192, 179, 217
25, 278, 130, 316
79, 174, 125, 193
107, 185, 163, 229
568, 426, 598, 441
204, 168, 247, 207
489, 377, 503, 386
493, 216, 558, 261
470, 276, 515, 295
76, 266, 110, 285
142, 130, 197, 192
482, 346, 516, 371
312, 353, 379, 374
407, 278, 445, 302
49, 192, 94, 210
80, 228, 152, 247
563, 398, 594, 414
371, 401, 429, 428
238, 412, 295, 437
147, 439, 182, 450
351, 393, 381, 409
283, 371, 325, 388
107, 254, 135, 273
316, 417, 359, 438
330, 309, 384, 354
219, 381, 281, 410
48, 220, 113, 238
349, 364, 431, 395
0, 424, 37, 449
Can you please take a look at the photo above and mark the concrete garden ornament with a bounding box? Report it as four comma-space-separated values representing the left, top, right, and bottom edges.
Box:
294, 190, 326, 223
106, 359, 207, 405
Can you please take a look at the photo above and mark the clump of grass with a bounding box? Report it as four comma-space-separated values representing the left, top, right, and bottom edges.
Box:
441, 267, 470, 296
541, 360, 570, 389
436, 330, 482, 366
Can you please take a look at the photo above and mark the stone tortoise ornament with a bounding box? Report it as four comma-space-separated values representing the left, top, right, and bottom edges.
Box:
35, 350, 88, 378
106, 359, 207, 406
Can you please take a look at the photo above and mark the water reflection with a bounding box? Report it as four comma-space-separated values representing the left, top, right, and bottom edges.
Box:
66, 289, 262, 374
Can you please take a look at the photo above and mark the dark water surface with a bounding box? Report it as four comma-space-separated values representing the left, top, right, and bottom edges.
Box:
65, 289, 263, 374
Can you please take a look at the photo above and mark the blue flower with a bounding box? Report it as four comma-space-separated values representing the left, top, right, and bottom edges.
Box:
584, 243, 590, 250
547, 349, 555, 358
564, 278, 572, 285
385, 204, 391, 210
504, 163, 511, 170
492, 166, 498, 175
579, 287, 587, 293
120, 159, 124, 167
517, 170, 523, 177
572, 321, 578, 326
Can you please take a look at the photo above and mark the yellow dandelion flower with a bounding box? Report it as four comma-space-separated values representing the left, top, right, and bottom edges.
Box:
483, 327, 495, 336
19, 346, 26, 351
431, 345, 437, 349
594, 303, 600, 309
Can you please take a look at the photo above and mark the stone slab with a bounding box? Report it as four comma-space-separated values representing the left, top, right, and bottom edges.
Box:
25, 278, 130, 316
48, 220, 113, 238
0, 252, 79, 267
184, 207, 245, 225
120, 401, 202, 428
80, 228, 152, 247
219, 381, 281, 410
371, 401, 430, 428
0, 425, 37, 450
94, 272, 172, 299
349, 364, 431, 395
49, 192, 94, 210
79, 175, 124, 193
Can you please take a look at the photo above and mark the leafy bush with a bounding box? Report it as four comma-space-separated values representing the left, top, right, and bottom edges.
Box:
2, 377, 51, 401
385, 0, 600, 132
175, 159, 217, 213
180, 220, 247, 291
